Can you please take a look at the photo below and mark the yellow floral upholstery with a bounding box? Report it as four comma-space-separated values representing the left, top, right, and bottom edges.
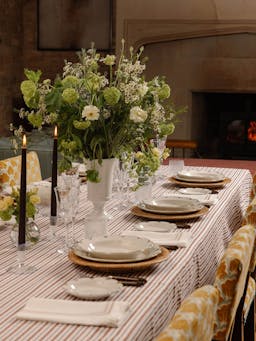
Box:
250, 172, 256, 201
213, 224, 255, 340
242, 197, 256, 273
0, 151, 42, 186
242, 195, 256, 226
242, 276, 255, 321
156, 285, 219, 341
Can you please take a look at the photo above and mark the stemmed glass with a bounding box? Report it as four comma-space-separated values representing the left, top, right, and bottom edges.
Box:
61, 173, 81, 244
152, 135, 167, 181
112, 153, 135, 210
54, 184, 72, 254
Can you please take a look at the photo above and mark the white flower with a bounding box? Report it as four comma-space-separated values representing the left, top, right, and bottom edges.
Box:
129, 106, 148, 123
138, 82, 148, 98
81, 105, 100, 121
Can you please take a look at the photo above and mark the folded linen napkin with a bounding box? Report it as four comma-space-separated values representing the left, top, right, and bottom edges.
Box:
122, 230, 191, 248
165, 193, 218, 206
16, 297, 131, 327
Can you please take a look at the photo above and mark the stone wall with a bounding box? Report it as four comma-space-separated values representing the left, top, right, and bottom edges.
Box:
0, 0, 23, 136
1, 0, 256, 148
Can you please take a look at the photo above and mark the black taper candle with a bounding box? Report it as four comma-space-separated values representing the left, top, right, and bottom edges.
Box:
18, 134, 27, 245
50, 126, 58, 223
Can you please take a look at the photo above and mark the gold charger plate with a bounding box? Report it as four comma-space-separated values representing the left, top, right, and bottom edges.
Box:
131, 205, 209, 221
169, 176, 231, 188
68, 247, 169, 273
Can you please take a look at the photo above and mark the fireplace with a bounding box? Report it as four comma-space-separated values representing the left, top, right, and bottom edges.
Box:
122, 17, 256, 160
193, 93, 256, 160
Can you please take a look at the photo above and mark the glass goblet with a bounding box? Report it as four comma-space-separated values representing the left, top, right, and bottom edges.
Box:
54, 185, 72, 255
64, 175, 81, 244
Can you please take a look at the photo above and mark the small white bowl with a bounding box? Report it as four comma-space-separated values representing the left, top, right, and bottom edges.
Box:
134, 221, 177, 232
178, 187, 211, 195
64, 277, 123, 300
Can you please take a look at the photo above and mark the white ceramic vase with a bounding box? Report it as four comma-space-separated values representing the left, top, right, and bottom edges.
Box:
85, 158, 117, 239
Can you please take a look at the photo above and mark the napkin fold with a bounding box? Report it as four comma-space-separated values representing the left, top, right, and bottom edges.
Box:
16, 297, 131, 327
165, 193, 218, 206
122, 230, 191, 248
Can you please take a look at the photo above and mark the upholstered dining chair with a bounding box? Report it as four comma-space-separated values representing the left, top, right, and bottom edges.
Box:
250, 171, 256, 201
0, 151, 42, 186
213, 224, 255, 341
155, 285, 219, 341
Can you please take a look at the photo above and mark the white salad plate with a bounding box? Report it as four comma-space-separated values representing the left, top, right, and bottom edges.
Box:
138, 197, 203, 214
134, 221, 177, 232
175, 170, 225, 183
64, 277, 123, 299
178, 187, 212, 195
73, 235, 161, 263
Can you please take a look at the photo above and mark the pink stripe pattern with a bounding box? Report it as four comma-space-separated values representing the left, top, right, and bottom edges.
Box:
0, 166, 252, 341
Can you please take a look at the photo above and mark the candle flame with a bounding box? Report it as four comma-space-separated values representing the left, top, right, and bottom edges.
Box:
54, 125, 58, 138
22, 134, 26, 148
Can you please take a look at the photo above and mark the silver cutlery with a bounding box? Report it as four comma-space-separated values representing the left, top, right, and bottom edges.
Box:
108, 275, 147, 286
176, 223, 191, 229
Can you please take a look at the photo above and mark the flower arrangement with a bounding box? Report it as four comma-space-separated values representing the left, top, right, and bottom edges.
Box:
0, 187, 40, 223
134, 142, 169, 176
129, 141, 169, 189
13, 40, 179, 182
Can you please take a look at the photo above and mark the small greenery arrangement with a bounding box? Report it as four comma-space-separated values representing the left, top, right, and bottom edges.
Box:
0, 187, 40, 223
131, 141, 170, 189
13, 40, 179, 182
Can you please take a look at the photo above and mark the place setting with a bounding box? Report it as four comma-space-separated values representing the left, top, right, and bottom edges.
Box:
130, 195, 209, 221
168, 169, 232, 188
68, 234, 170, 273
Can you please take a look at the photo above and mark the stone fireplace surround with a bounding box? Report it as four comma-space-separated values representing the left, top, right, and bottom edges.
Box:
122, 19, 256, 158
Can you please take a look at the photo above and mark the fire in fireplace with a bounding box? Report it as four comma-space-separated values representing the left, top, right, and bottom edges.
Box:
193, 93, 256, 160
248, 121, 256, 142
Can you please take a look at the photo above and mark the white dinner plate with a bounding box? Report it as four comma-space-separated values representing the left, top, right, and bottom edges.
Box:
64, 277, 123, 299
175, 170, 225, 183
73, 235, 161, 263
139, 197, 203, 214
178, 187, 212, 195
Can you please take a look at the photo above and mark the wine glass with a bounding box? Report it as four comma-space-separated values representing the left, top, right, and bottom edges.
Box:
54, 185, 72, 254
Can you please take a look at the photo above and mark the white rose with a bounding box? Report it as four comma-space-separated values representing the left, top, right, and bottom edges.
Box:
81, 105, 100, 121
129, 106, 148, 123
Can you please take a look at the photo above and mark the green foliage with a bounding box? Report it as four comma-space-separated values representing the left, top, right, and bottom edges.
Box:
14, 41, 184, 182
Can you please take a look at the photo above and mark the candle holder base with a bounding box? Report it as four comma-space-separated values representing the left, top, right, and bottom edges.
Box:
7, 263, 37, 275
47, 216, 57, 240
7, 247, 37, 275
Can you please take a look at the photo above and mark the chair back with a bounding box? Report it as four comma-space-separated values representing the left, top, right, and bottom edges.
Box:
242, 199, 256, 278
0, 151, 42, 186
213, 224, 255, 340
156, 285, 219, 341
249, 172, 256, 201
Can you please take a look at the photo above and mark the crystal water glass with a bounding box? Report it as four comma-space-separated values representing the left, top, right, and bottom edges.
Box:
54, 185, 72, 254
61, 173, 81, 244
169, 159, 184, 177
152, 135, 167, 180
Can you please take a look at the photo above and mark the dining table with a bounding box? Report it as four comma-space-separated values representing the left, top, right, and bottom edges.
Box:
0, 162, 253, 341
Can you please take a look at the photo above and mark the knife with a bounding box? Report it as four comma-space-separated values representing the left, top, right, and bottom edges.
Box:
108, 275, 147, 286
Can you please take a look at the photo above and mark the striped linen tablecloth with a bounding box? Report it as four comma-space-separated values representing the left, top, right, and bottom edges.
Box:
0, 166, 252, 341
